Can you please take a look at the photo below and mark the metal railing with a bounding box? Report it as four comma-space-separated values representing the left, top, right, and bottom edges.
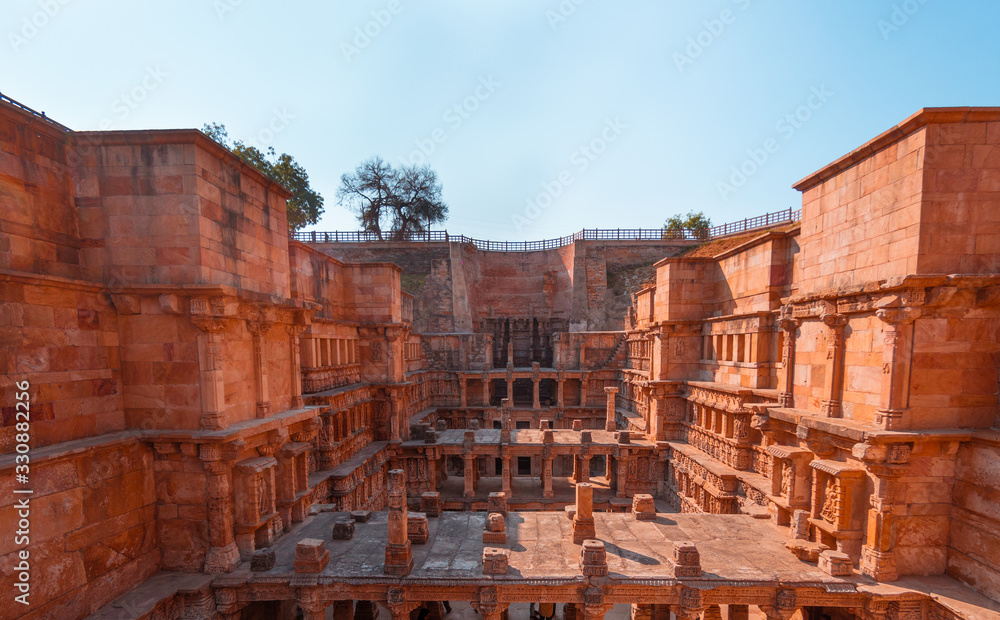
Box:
0, 92, 71, 132
293, 207, 801, 252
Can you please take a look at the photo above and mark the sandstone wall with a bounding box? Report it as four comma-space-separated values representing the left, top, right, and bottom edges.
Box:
796, 128, 926, 293
950, 438, 1000, 600
0, 440, 158, 620
0, 106, 80, 281
73, 131, 292, 297
317, 239, 695, 333
918, 118, 1000, 273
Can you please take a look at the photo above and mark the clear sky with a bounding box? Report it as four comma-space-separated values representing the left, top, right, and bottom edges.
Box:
3, 0, 999, 241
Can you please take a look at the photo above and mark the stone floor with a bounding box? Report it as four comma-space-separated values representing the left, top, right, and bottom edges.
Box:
249, 510, 860, 583
435, 475, 620, 504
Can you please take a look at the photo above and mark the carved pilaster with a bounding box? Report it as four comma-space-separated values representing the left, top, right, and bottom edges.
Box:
874, 307, 920, 430
776, 313, 799, 408
820, 313, 847, 418
200, 442, 240, 573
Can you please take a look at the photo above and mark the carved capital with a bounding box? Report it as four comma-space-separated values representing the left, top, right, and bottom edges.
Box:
876, 307, 920, 326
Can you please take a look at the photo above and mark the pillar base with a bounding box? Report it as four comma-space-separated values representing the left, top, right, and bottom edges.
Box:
204, 541, 241, 573
384, 541, 413, 576
573, 516, 596, 544
861, 547, 898, 582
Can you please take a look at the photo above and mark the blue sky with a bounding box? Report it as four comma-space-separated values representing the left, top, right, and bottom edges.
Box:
3, 0, 999, 240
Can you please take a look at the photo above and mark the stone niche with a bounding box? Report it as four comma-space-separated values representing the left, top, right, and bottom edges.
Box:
766, 444, 814, 523
234, 456, 281, 560
809, 459, 866, 559
277, 442, 313, 530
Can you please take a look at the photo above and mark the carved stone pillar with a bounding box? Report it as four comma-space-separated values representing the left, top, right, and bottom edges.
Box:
191, 316, 228, 430
247, 317, 273, 418
384, 469, 413, 576
776, 314, 799, 408
760, 589, 798, 620
604, 386, 618, 432
506, 362, 514, 403
460, 377, 467, 408
501, 453, 512, 497
580, 454, 591, 484
471, 586, 506, 620
542, 456, 554, 498
572, 482, 596, 543
299, 590, 328, 620
288, 322, 308, 410
557, 377, 565, 407
532, 361, 541, 410
674, 587, 703, 620
200, 443, 240, 573
820, 313, 847, 417
874, 307, 920, 430
463, 455, 476, 498
860, 460, 906, 582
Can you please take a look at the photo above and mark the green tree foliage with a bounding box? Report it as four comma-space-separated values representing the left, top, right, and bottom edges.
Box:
202, 123, 324, 232
664, 210, 712, 239
336, 156, 448, 240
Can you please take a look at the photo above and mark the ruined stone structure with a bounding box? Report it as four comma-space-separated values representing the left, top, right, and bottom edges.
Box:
2, 97, 1000, 619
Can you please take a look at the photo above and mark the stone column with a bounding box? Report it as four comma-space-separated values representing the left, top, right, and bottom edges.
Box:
472, 586, 505, 620
288, 323, 307, 410
860, 463, 905, 582
776, 315, 798, 408
299, 599, 328, 620
820, 313, 847, 418
191, 316, 228, 430
460, 376, 468, 408
463, 455, 476, 498
572, 482, 596, 543
482, 372, 490, 406
501, 454, 512, 497
542, 456, 554, 498
874, 307, 920, 430
384, 469, 413, 576
604, 386, 618, 432
580, 455, 591, 484
557, 377, 565, 407
200, 444, 240, 573
572, 455, 581, 483
248, 319, 273, 418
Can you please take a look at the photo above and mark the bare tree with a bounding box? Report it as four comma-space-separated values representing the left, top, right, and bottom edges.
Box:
337, 157, 448, 240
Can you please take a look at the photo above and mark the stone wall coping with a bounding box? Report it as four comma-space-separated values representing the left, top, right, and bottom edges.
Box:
74, 127, 294, 199
793, 106, 1000, 191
